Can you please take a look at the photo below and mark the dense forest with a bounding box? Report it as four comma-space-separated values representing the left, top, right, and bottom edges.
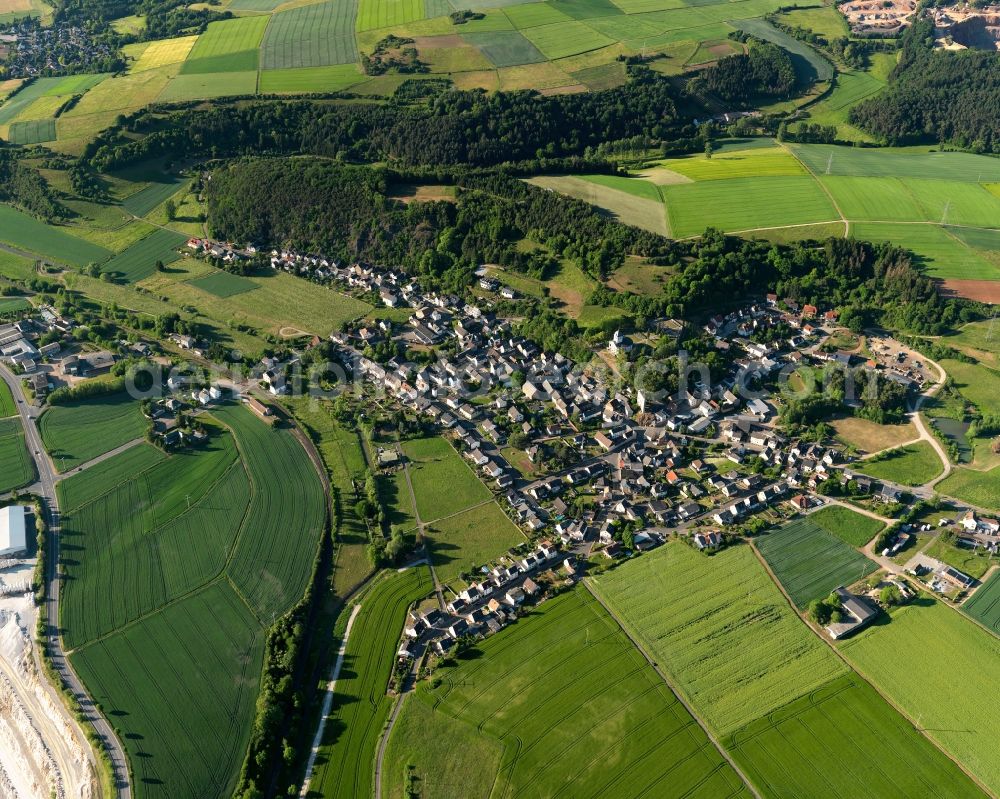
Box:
0, 151, 66, 220
851, 18, 1000, 150
688, 39, 797, 106
83, 68, 692, 171
54, 0, 229, 38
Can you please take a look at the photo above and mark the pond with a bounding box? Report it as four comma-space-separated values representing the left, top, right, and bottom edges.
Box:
931, 415, 972, 463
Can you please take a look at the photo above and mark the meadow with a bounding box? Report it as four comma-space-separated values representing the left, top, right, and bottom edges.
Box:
962, 570, 1000, 635
807, 504, 884, 547
855, 441, 943, 487
182, 16, 269, 74
400, 435, 492, 522
100, 227, 188, 282
526, 175, 667, 235
62, 402, 327, 799
0, 250, 36, 281
725, 673, 986, 799
385, 588, 753, 799
39, 393, 147, 472
590, 542, 846, 735
308, 566, 433, 799
0, 417, 35, 494
0, 205, 111, 267
840, 597, 1000, 795
424, 501, 524, 584
939, 468, 1000, 513
756, 517, 879, 607
258, 64, 365, 93
832, 416, 917, 455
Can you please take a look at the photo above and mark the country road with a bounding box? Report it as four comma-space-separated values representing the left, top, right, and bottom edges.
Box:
0, 364, 132, 799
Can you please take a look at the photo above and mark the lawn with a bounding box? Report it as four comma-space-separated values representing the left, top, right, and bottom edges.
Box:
0, 417, 34, 494
63, 402, 326, 799
188, 270, 259, 298
832, 415, 917, 454
384, 588, 753, 799
662, 176, 838, 238
261, 0, 359, 70
400, 435, 492, 522
424, 501, 524, 584
590, 541, 846, 735
939, 467, 1000, 512
725, 672, 986, 799
963, 570, 1000, 635
308, 566, 433, 799
756, 517, 879, 607
39, 393, 147, 472
925, 533, 997, 580
0, 205, 111, 267
855, 441, 944, 487
840, 597, 1000, 795
807, 504, 885, 547
100, 227, 188, 282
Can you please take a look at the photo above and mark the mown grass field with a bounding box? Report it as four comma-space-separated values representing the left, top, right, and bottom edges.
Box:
258, 64, 364, 93
188, 270, 259, 298
590, 542, 846, 735
840, 597, 1000, 795
0, 417, 34, 494
756, 517, 878, 607
855, 441, 943, 487
832, 416, 917, 455
182, 16, 269, 73
309, 566, 433, 799
63, 401, 326, 799
401, 435, 491, 522
963, 570, 1000, 635
39, 393, 147, 472
385, 588, 753, 799
0, 205, 111, 267
807, 504, 884, 547
725, 673, 986, 799
100, 227, 187, 282
425, 501, 523, 584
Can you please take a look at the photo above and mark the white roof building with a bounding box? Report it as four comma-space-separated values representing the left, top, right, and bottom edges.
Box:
0, 506, 28, 557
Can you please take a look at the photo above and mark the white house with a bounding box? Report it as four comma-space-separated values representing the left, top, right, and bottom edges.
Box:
0, 505, 28, 557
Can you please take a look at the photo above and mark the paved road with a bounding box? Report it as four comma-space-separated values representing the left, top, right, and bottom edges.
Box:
0, 364, 132, 799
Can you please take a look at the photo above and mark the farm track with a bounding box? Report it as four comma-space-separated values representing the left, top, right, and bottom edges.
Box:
0, 362, 132, 799
583, 580, 762, 799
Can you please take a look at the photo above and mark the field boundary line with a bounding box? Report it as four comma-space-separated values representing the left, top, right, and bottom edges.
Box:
583, 579, 763, 799
748, 542, 997, 798
782, 142, 848, 236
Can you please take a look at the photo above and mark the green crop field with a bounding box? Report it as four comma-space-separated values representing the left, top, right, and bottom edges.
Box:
655, 146, 803, 181
850, 223, 999, 281
385, 588, 753, 799
120, 174, 184, 217
401, 435, 492, 521
424, 501, 524, 583
663, 176, 838, 237
734, 18, 833, 81
822, 176, 925, 222
189, 270, 259, 298
0, 381, 15, 416
258, 64, 365, 93
522, 20, 614, 59
807, 504, 884, 547
62, 401, 326, 799
840, 598, 1000, 795
309, 566, 433, 799
462, 30, 546, 67
590, 542, 846, 735
0, 250, 35, 281
0, 417, 34, 494
0, 297, 30, 315
356, 0, 424, 31
790, 144, 1000, 182
182, 16, 269, 74
939, 467, 1000, 512
58, 442, 166, 512
725, 673, 986, 799
0, 205, 111, 267
963, 570, 1000, 635
72, 580, 262, 799
8, 117, 56, 144
855, 441, 943, 487
40, 393, 147, 472
261, 0, 359, 69
756, 518, 879, 607
101, 227, 188, 282
157, 71, 258, 102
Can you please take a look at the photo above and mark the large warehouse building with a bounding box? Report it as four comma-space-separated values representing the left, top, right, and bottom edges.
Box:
0, 506, 29, 558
